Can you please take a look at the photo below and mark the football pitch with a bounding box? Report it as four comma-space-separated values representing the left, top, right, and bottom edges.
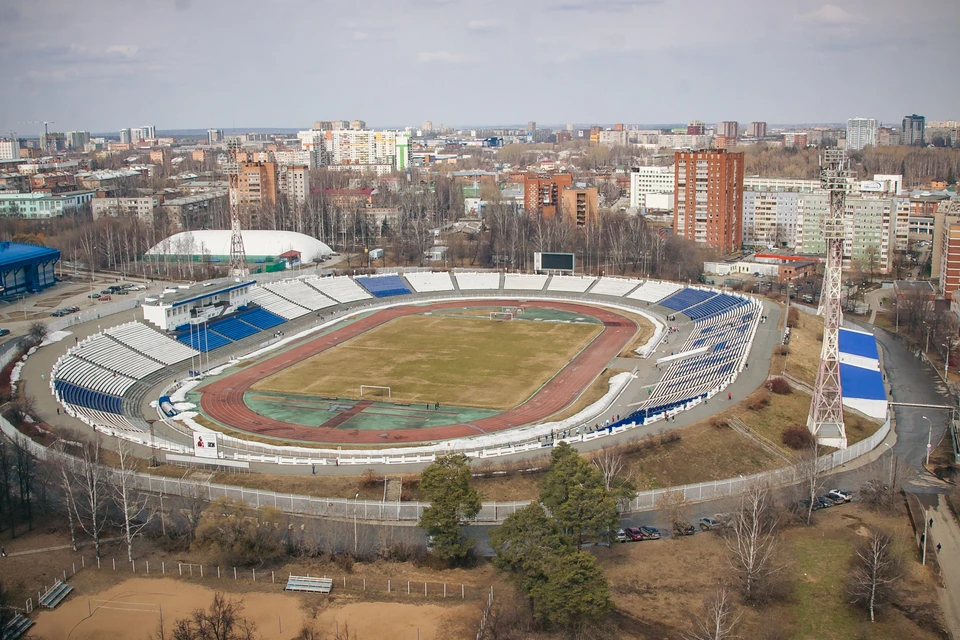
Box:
250, 314, 606, 410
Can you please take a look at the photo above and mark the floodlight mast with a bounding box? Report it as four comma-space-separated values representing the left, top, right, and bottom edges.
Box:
225, 138, 248, 278
806, 149, 854, 448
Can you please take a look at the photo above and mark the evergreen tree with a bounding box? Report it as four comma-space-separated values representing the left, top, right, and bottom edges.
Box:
418, 453, 481, 564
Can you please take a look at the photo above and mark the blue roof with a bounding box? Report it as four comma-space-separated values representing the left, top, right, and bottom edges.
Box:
839, 328, 879, 360
840, 364, 886, 400
0, 241, 60, 268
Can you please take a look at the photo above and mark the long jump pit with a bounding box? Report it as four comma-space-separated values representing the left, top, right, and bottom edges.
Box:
194, 300, 642, 446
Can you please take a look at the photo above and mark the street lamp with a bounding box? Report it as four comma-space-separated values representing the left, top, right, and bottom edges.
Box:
354, 492, 360, 554
922, 415, 932, 466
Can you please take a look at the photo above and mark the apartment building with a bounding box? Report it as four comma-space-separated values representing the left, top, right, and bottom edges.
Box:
237, 161, 278, 209
278, 165, 309, 205
742, 190, 800, 249
523, 173, 573, 218
629, 166, 675, 210
560, 187, 598, 227
846, 117, 878, 151
0, 191, 96, 218
92, 196, 161, 221
939, 221, 960, 297
902, 114, 925, 146
674, 149, 744, 253
719, 121, 739, 139
746, 122, 767, 138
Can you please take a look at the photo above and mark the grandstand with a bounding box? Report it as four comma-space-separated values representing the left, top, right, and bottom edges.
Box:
547, 275, 596, 293
355, 274, 411, 297
589, 277, 642, 297
248, 287, 310, 319
503, 273, 548, 290
306, 276, 371, 303
176, 324, 232, 352
71, 335, 166, 379
627, 280, 683, 302
838, 327, 887, 420
405, 271, 455, 293
208, 316, 260, 341
54, 380, 123, 414
105, 323, 199, 365
453, 272, 501, 290
237, 308, 286, 330
265, 280, 337, 311
53, 356, 137, 396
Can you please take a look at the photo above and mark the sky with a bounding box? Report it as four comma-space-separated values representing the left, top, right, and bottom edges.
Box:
0, 0, 958, 134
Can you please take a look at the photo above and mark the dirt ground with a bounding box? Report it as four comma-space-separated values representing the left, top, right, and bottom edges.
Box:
250, 315, 602, 410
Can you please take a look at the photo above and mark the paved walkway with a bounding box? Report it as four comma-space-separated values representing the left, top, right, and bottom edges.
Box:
4, 537, 121, 557
929, 494, 960, 638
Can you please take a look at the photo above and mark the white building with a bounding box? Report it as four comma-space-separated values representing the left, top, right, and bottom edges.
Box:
0, 191, 96, 218
742, 190, 800, 249
597, 130, 628, 147
92, 196, 160, 221
846, 117, 878, 151
0, 138, 19, 160
273, 150, 316, 168
278, 165, 309, 205
743, 176, 821, 192
629, 166, 676, 211
297, 128, 408, 170
142, 278, 256, 332
657, 134, 713, 149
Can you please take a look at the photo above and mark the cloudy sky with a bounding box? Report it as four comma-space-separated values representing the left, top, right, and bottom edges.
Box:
0, 0, 957, 134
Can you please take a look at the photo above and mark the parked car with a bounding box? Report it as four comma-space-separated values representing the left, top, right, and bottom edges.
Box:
699, 516, 723, 531
0, 328, 9, 337
673, 522, 696, 536
616, 528, 630, 543
637, 526, 661, 540
827, 489, 852, 503
99, 295, 112, 301
815, 496, 834, 509
799, 499, 823, 512
68, 305, 80, 313
821, 493, 845, 506
87, 293, 100, 299
101, 289, 114, 294
619, 527, 645, 542
51, 309, 65, 317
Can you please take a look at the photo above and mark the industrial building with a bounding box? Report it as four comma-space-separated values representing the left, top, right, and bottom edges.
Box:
0, 241, 60, 297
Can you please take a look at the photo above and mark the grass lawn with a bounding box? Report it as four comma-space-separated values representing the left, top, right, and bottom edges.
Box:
783, 309, 825, 386
251, 315, 603, 410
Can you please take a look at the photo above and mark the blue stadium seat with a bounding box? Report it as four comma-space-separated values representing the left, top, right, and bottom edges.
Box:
660, 288, 716, 311
355, 275, 412, 298
176, 326, 232, 352
209, 317, 260, 341
238, 308, 286, 330
55, 380, 123, 414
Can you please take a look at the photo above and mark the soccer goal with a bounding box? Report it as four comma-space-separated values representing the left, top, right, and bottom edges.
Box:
489, 311, 514, 321
360, 385, 391, 398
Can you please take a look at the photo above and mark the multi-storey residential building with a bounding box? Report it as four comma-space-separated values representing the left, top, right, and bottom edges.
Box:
0, 191, 96, 218
273, 150, 316, 168
92, 196, 160, 221
902, 114, 925, 146
658, 134, 713, 149
629, 166, 675, 211
939, 220, 960, 297
523, 173, 573, 218
743, 176, 821, 192
278, 165, 309, 205
746, 122, 767, 138
783, 133, 807, 148
560, 187, 598, 227
207, 129, 223, 144
119, 128, 132, 144
160, 190, 229, 231
674, 149, 744, 253
742, 190, 800, 249
67, 131, 90, 150
299, 129, 409, 170
719, 121, 739, 138
877, 127, 901, 146
237, 161, 278, 210
687, 120, 706, 135
0, 138, 20, 160
933, 198, 960, 282
846, 117, 878, 151
597, 130, 628, 147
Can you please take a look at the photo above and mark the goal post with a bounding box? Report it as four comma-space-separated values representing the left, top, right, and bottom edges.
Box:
359, 385, 391, 398
489, 312, 514, 321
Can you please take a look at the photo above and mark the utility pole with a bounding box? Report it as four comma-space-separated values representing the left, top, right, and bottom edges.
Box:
225, 138, 248, 279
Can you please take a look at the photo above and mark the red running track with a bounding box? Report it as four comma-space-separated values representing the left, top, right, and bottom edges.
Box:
199, 300, 637, 444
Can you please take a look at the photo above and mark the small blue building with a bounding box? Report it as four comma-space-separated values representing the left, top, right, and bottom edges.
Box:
0, 241, 61, 297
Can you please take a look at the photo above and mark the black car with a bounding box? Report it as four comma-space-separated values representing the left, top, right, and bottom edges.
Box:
0, 328, 9, 337
673, 522, 696, 536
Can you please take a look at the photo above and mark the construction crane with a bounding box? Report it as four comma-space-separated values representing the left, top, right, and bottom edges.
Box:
224, 138, 248, 278
806, 149, 855, 449
19, 121, 55, 152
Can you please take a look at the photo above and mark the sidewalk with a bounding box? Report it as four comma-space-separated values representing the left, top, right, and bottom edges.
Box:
929, 494, 960, 639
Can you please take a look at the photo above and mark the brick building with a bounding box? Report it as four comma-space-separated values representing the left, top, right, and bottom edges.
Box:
673, 149, 744, 253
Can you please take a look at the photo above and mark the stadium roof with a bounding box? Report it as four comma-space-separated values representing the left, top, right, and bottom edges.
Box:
839, 328, 879, 360
840, 364, 886, 401
146, 230, 332, 261
0, 241, 60, 269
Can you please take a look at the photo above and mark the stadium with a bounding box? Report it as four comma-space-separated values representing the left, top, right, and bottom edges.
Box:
39, 267, 794, 468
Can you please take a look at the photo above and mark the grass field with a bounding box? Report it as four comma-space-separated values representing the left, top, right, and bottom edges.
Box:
252, 315, 604, 410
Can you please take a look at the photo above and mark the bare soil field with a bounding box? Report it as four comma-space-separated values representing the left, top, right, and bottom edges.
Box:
251, 315, 602, 410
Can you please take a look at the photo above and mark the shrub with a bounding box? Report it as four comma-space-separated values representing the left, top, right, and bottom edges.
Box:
359, 468, 383, 488
767, 377, 793, 395
786, 307, 799, 328
710, 417, 729, 429
779, 346, 791, 356
333, 553, 354, 573
782, 425, 815, 450
746, 390, 771, 411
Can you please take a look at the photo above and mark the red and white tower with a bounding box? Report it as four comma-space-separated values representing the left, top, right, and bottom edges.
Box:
224, 138, 248, 278
806, 149, 854, 448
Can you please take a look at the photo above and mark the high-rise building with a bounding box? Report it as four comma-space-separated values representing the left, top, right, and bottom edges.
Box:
40, 132, 66, 152
673, 149, 744, 253
719, 121, 739, 139
846, 117, 878, 151
742, 190, 801, 249
527, 121, 537, 134
350, 120, 366, 131
523, 173, 573, 218
278, 165, 310, 205
207, 129, 223, 144
746, 122, 767, 138
67, 131, 90, 150
629, 166, 675, 210
0, 138, 20, 160
421, 120, 433, 132
902, 114, 925, 146
687, 120, 706, 136
237, 161, 278, 209
561, 187, 599, 228
119, 128, 132, 144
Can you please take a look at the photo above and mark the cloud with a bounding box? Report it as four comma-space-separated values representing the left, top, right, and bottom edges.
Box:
467, 20, 499, 33
551, 0, 660, 12
797, 4, 859, 24
0, 5, 21, 22
353, 30, 368, 41
417, 50, 472, 63
106, 44, 140, 58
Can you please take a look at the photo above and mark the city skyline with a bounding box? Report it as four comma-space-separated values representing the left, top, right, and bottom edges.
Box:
0, 0, 958, 133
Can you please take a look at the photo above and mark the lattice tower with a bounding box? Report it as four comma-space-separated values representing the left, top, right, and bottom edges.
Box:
225, 138, 248, 278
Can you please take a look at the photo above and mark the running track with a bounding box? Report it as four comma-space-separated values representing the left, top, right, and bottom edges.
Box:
200, 300, 637, 444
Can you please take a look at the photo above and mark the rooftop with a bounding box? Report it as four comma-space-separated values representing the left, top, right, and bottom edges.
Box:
144, 278, 257, 307
0, 241, 60, 267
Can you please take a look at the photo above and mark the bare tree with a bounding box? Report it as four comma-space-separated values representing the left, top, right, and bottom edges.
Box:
27, 321, 48, 345
52, 444, 79, 551
0, 441, 15, 538
796, 438, 824, 525
683, 585, 742, 640
657, 489, 694, 536
71, 441, 111, 558
724, 483, 782, 601
113, 440, 153, 562
12, 434, 35, 532
847, 531, 903, 622
591, 446, 626, 492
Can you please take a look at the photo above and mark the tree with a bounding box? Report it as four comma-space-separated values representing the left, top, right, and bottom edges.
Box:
540, 443, 621, 549
683, 586, 742, 640
160, 592, 258, 640
527, 550, 612, 629
847, 531, 903, 622
12, 434, 35, 532
193, 499, 286, 566
27, 321, 48, 345
796, 438, 824, 525
724, 483, 782, 602
113, 440, 153, 562
0, 441, 16, 538
657, 489, 694, 536
490, 503, 569, 599
52, 444, 79, 551
417, 453, 481, 564
71, 441, 111, 558
591, 445, 627, 493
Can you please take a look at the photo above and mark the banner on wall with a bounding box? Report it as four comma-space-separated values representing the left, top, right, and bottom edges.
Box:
193, 432, 220, 459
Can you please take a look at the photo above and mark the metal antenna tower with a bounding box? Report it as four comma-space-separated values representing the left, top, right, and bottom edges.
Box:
225, 138, 248, 278
806, 149, 854, 448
